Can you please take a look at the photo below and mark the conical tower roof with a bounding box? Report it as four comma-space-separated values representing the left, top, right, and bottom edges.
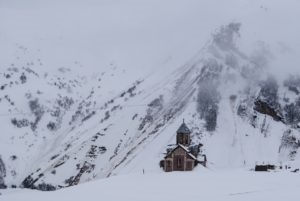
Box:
176, 121, 191, 134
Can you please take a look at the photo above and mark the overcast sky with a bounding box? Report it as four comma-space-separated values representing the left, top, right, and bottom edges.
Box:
0, 0, 299, 78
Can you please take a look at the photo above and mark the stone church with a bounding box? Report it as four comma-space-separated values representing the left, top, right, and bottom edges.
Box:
160, 121, 206, 172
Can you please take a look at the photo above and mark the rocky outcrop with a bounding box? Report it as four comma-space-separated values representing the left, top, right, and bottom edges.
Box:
0, 156, 6, 189
254, 99, 283, 122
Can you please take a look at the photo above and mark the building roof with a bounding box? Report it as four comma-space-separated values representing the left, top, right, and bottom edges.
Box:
176, 122, 191, 134
165, 144, 197, 160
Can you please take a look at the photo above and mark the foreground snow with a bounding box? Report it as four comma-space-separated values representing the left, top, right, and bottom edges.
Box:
1, 168, 300, 201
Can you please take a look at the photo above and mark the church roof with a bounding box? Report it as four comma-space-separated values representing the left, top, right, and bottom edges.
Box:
164, 144, 197, 160
176, 122, 191, 134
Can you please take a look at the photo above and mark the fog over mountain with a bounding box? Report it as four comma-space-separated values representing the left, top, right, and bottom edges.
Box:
1, 0, 300, 76
1, 0, 300, 200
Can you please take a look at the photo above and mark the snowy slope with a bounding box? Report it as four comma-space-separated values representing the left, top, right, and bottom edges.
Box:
0, 0, 300, 191
2, 169, 300, 201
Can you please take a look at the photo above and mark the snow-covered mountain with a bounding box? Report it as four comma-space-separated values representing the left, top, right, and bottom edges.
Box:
1, 0, 300, 191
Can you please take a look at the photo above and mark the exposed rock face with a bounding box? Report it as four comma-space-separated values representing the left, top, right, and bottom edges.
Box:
0, 156, 6, 189
197, 83, 220, 131
254, 99, 283, 122
21, 175, 56, 191
21, 175, 38, 189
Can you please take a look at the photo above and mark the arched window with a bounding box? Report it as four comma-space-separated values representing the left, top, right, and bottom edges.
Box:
185, 136, 188, 145
178, 134, 183, 144
177, 158, 182, 168
167, 160, 172, 168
